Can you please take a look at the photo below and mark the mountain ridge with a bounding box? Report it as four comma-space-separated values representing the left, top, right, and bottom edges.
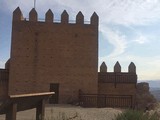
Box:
138, 80, 160, 101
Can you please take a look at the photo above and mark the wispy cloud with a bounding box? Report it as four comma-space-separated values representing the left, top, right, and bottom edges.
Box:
133, 34, 149, 44
99, 0, 160, 26
100, 26, 128, 57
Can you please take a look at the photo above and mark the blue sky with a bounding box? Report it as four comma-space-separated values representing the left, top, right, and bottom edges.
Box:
0, 0, 160, 80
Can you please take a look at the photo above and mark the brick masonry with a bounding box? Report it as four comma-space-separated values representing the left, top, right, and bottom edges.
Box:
0, 7, 137, 104
8, 7, 98, 103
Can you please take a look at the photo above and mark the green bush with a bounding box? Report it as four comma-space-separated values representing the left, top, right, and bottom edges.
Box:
115, 109, 159, 120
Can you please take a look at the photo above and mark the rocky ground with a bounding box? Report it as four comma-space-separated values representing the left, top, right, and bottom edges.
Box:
0, 104, 122, 120
0, 103, 160, 120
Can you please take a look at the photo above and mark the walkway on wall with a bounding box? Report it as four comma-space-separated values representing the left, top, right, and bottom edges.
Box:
0, 92, 54, 120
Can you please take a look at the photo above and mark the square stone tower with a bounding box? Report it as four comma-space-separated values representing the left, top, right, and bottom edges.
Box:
9, 7, 99, 103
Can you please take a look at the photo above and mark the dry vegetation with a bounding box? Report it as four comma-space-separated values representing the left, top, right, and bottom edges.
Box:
0, 104, 122, 120
0, 103, 160, 120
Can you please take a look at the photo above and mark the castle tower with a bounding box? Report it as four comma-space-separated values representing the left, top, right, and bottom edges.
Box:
114, 61, 121, 72
100, 62, 107, 72
9, 7, 99, 103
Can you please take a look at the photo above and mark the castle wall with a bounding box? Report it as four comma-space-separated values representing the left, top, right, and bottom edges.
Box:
0, 69, 9, 100
9, 8, 98, 103
98, 73, 137, 107
98, 83, 136, 95
98, 72, 137, 95
98, 62, 137, 107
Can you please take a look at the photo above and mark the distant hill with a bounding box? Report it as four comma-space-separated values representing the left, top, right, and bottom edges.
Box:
138, 80, 160, 88
138, 80, 160, 101
150, 89, 160, 101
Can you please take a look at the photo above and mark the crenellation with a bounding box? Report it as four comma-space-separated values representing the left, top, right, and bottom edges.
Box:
76, 11, 84, 24
90, 12, 99, 26
128, 62, 136, 73
45, 9, 54, 22
12, 7, 24, 21
61, 10, 69, 24
99, 62, 136, 73
29, 8, 37, 22
12, 8, 98, 25
114, 61, 121, 73
100, 62, 107, 72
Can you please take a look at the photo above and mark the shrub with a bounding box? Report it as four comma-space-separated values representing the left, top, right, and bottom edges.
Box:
115, 109, 159, 120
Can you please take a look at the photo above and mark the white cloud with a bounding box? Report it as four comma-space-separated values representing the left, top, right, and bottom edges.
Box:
100, 0, 160, 26
134, 35, 149, 44
100, 26, 128, 58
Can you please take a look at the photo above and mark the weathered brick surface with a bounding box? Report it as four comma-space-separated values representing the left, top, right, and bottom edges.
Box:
8, 9, 98, 103
98, 83, 136, 95
98, 62, 137, 96
0, 8, 138, 106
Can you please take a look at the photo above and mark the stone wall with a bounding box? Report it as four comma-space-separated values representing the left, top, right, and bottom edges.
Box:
98, 83, 136, 95
98, 62, 137, 106
98, 61, 137, 95
9, 7, 98, 103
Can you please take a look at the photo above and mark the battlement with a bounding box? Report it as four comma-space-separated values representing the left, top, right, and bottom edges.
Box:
98, 72, 137, 84
99, 61, 137, 84
100, 61, 136, 73
12, 7, 99, 25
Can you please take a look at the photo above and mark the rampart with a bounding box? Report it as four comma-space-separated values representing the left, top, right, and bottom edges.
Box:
12, 7, 98, 25
98, 61, 137, 95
